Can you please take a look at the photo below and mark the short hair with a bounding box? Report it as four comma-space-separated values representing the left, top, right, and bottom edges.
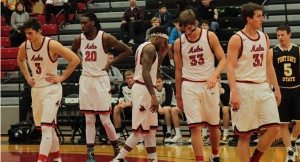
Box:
157, 73, 164, 81
23, 17, 41, 31
15, 1, 25, 11
107, 52, 114, 56
172, 18, 179, 23
151, 17, 160, 24
149, 26, 168, 36
159, 3, 167, 9
81, 12, 102, 30
241, 2, 263, 25
200, 19, 209, 26
178, 9, 197, 27
276, 24, 291, 34
124, 70, 134, 77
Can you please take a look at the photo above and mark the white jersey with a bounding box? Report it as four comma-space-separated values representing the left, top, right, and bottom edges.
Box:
155, 87, 177, 106
180, 29, 214, 81
80, 31, 108, 77
235, 30, 268, 83
134, 42, 158, 85
26, 37, 58, 88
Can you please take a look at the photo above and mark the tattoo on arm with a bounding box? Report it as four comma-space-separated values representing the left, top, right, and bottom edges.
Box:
142, 46, 156, 96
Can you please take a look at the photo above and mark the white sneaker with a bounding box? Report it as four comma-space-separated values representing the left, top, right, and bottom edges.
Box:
286, 150, 295, 162
164, 133, 172, 143
128, 39, 135, 44
169, 135, 183, 143
187, 137, 191, 144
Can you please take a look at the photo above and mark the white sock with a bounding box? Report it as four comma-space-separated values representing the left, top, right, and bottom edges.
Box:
116, 147, 129, 160
167, 127, 172, 134
170, 59, 174, 67
223, 129, 229, 137
175, 128, 181, 136
202, 128, 208, 136
291, 135, 297, 141
148, 152, 158, 162
287, 147, 293, 151
212, 154, 219, 158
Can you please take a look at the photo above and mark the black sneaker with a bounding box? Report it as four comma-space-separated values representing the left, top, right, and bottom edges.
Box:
209, 155, 220, 162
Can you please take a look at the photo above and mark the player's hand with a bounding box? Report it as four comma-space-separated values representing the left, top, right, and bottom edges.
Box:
206, 74, 217, 90
230, 89, 240, 112
102, 63, 111, 73
26, 76, 35, 87
149, 95, 159, 113
274, 88, 281, 106
118, 101, 127, 109
45, 73, 61, 84
176, 96, 184, 112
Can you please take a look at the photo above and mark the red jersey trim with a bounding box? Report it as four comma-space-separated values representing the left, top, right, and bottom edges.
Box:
132, 125, 158, 134
47, 39, 57, 63
233, 123, 280, 136
240, 30, 260, 42
184, 28, 201, 43
182, 78, 206, 82
188, 121, 221, 128
235, 34, 243, 59
31, 36, 45, 52
206, 30, 214, 54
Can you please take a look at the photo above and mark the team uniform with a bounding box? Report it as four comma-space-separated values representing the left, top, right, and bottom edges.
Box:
26, 37, 62, 128
118, 82, 133, 119
272, 44, 300, 123
79, 30, 111, 114
132, 42, 158, 133
179, 29, 220, 128
231, 30, 280, 135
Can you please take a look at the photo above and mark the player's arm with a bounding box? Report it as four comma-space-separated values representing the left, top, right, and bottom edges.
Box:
142, 45, 157, 97
71, 35, 82, 61
209, 32, 226, 79
157, 38, 169, 68
174, 38, 183, 110
103, 33, 133, 65
142, 45, 159, 112
50, 40, 80, 83
17, 42, 32, 82
226, 34, 241, 110
265, 34, 281, 105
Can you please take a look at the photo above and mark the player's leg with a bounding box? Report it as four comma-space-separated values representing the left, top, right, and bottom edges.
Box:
113, 105, 122, 139
144, 130, 158, 162
169, 107, 183, 142
162, 106, 172, 141
238, 134, 251, 162
85, 114, 96, 161
99, 113, 119, 156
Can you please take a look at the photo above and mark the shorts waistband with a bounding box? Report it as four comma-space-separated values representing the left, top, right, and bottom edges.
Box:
182, 78, 206, 82
236, 80, 262, 84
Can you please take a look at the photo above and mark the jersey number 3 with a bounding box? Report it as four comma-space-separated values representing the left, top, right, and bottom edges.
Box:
35, 63, 41, 74
85, 51, 97, 61
253, 54, 264, 67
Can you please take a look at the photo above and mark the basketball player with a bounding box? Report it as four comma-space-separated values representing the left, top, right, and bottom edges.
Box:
113, 26, 169, 162
174, 9, 226, 162
17, 18, 80, 162
271, 24, 300, 162
71, 12, 133, 162
226, 2, 281, 162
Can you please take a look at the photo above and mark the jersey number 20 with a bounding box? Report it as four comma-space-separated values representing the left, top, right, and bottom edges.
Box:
85, 51, 97, 61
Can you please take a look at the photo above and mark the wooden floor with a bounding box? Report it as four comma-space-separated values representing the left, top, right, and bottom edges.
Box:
1, 136, 299, 162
